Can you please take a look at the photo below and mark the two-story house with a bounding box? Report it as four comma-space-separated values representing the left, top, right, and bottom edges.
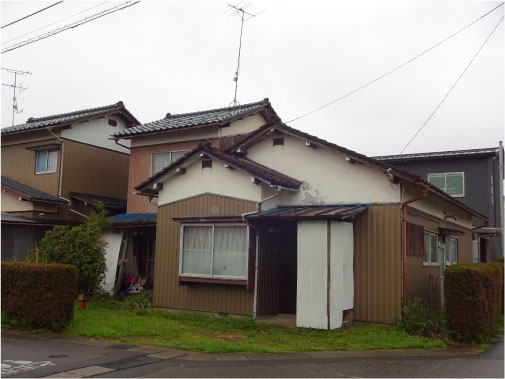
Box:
102, 99, 280, 293
374, 145, 504, 262
1, 101, 140, 260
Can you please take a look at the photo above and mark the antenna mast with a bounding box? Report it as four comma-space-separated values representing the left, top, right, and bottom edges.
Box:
225, 2, 265, 107
2, 67, 31, 126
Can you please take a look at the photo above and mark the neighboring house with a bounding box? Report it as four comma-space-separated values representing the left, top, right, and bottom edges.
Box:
1, 101, 140, 260
102, 99, 280, 293
374, 145, 504, 262
132, 122, 486, 329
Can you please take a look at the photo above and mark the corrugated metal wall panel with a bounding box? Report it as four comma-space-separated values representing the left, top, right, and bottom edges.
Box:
297, 220, 328, 329
406, 211, 473, 308
1, 138, 61, 196
353, 204, 402, 324
153, 193, 256, 315
62, 140, 129, 200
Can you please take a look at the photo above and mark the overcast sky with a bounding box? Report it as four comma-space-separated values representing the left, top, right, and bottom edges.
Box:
1, 0, 503, 156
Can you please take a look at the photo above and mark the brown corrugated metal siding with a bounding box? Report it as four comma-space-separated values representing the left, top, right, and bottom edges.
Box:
1, 138, 61, 196
154, 193, 256, 314
353, 204, 402, 324
406, 209, 473, 308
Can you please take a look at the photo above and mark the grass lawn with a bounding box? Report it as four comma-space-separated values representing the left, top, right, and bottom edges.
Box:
60, 292, 446, 353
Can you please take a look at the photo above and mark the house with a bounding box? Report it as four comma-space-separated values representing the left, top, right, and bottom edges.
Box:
102, 99, 280, 293
133, 122, 486, 329
374, 145, 504, 263
1, 101, 140, 260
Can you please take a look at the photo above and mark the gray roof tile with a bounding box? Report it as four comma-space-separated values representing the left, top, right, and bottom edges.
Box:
2, 101, 139, 135
374, 147, 499, 161
1, 176, 68, 204
114, 98, 279, 138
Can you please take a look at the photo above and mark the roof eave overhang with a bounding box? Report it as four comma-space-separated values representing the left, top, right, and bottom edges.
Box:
114, 122, 222, 140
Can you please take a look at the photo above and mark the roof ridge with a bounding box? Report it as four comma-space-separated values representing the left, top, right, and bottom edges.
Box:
165, 98, 269, 119
27, 101, 124, 123
374, 146, 499, 159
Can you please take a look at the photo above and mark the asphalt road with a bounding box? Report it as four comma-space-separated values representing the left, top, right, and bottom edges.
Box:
1, 331, 503, 378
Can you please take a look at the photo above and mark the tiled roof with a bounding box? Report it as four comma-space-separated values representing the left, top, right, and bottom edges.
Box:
109, 213, 157, 226
246, 204, 369, 220
114, 98, 279, 138
70, 192, 126, 209
135, 140, 302, 192
1, 176, 68, 204
373, 147, 499, 161
1, 101, 139, 135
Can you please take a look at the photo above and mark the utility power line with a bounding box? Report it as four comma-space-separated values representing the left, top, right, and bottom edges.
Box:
1, 1, 140, 54
286, 2, 504, 124
1, 1, 64, 29
1, 2, 109, 46
399, 15, 504, 155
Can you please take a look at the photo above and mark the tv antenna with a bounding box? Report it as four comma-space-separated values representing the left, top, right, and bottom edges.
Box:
2, 67, 32, 126
225, 2, 265, 107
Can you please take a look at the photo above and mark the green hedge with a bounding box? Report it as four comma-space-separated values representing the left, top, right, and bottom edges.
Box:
444, 261, 504, 342
1, 262, 78, 331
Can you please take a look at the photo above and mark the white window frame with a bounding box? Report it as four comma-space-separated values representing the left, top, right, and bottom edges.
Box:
423, 231, 439, 266
151, 149, 190, 175
35, 149, 58, 174
427, 172, 465, 197
179, 223, 249, 281
445, 236, 458, 266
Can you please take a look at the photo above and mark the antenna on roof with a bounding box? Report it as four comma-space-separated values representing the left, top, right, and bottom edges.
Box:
225, 2, 265, 107
2, 67, 31, 126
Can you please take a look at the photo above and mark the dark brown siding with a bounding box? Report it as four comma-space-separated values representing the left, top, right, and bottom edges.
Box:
154, 193, 256, 315
353, 204, 402, 324
1, 138, 61, 196
406, 210, 473, 308
61, 139, 129, 200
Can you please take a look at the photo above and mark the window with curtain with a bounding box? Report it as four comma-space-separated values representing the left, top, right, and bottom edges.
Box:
423, 232, 439, 265
446, 237, 458, 265
180, 224, 248, 279
35, 150, 57, 174
151, 150, 190, 175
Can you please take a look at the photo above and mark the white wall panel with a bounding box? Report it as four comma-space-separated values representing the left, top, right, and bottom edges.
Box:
61, 116, 130, 153
102, 230, 123, 293
330, 221, 354, 329
297, 220, 328, 329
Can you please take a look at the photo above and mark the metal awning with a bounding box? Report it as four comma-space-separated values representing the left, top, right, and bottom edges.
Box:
245, 204, 369, 220
473, 227, 501, 237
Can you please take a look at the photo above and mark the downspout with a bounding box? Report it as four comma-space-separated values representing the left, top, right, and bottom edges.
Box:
242, 191, 280, 320
47, 127, 89, 220
401, 181, 428, 308
499, 141, 504, 258
113, 137, 131, 151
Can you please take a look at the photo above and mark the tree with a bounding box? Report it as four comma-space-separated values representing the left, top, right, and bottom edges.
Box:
36, 204, 111, 294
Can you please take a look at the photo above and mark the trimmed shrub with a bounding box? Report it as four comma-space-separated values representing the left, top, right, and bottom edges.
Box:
1, 262, 78, 331
397, 297, 448, 338
444, 261, 504, 343
32, 204, 110, 294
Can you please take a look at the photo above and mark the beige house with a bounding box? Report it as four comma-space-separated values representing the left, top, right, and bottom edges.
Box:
134, 122, 486, 329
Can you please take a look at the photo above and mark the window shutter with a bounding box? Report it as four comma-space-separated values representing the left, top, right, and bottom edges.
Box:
407, 222, 424, 256
247, 228, 256, 291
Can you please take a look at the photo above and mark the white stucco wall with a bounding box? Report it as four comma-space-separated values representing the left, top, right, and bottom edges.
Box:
157, 157, 262, 206
131, 112, 267, 148
61, 116, 130, 153
246, 134, 400, 205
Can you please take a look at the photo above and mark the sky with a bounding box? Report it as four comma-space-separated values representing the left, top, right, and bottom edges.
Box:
1, 0, 503, 156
